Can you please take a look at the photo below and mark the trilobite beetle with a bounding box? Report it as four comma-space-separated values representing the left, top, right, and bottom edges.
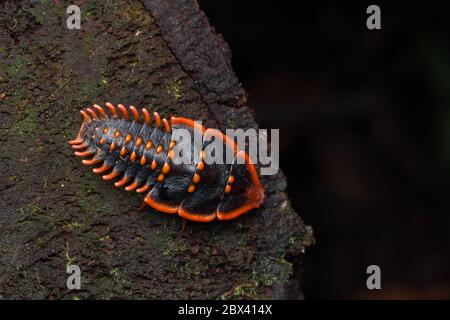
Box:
69, 103, 265, 222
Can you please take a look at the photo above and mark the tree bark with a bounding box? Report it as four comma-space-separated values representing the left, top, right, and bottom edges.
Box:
0, 0, 313, 299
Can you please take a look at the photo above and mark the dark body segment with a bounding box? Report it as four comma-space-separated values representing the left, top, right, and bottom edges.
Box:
144, 122, 200, 213
112, 119, 144, 175
217, 151, 265, 220
141, 122, 172, 187
178, 129, 233, 222
119, 122, 153, 184
124, 123, 156, 189
98, 118, 126, 167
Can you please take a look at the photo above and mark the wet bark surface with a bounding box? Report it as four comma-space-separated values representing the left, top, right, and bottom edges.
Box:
0, 0, 313, 299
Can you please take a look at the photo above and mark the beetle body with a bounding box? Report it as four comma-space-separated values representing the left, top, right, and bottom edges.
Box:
69, 103, 264, 222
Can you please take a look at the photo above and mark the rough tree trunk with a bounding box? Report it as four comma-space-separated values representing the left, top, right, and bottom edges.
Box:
0, 0, 313, 299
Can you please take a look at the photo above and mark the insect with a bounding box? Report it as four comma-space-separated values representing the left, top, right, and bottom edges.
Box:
69, 103, 265, 222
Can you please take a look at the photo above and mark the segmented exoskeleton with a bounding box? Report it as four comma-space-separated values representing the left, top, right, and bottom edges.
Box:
69, 103, 265, 222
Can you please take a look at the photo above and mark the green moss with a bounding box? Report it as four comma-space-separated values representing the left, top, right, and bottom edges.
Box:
109, 267, 120, 278
251, 257, 292, 288
288, 235, 296, 245
219, 282, 260, 300
94, 268, 132, 298
16, 204, 58, 227
6, 61, 21, 77
64, 242, 75, 268
5, 55, 32, 84
7, 175, 21, 183
168, 79, 183, 101
12, 106, 38, 137
163, 238, 187, 256
182, 261, 209, 277
226, 117, 237, 129
20, 204, 61, 248
114, 2, 153, 27
98, 235, 110, 242
75, 179, 115, 216
11, 203, 61, 249
28, 6, 47, 25
15, 271, 36, 296
78, 77, 103, 100
95, 277, 116, 298
49, 1, 66, 19
64, 222, 84, 230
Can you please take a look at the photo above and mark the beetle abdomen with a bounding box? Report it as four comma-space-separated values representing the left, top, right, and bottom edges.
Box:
69, 103, 264, 222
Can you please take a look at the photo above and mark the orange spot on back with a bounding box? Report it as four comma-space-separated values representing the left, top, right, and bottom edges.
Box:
197, 162, 205, 171
162, 163, 171, 174
192, 173, 201, 184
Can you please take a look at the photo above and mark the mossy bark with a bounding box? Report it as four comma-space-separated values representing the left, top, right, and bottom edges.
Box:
0, 0, 313, 299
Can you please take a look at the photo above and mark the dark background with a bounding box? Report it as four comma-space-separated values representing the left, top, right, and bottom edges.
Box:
199, 1, 450, 299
